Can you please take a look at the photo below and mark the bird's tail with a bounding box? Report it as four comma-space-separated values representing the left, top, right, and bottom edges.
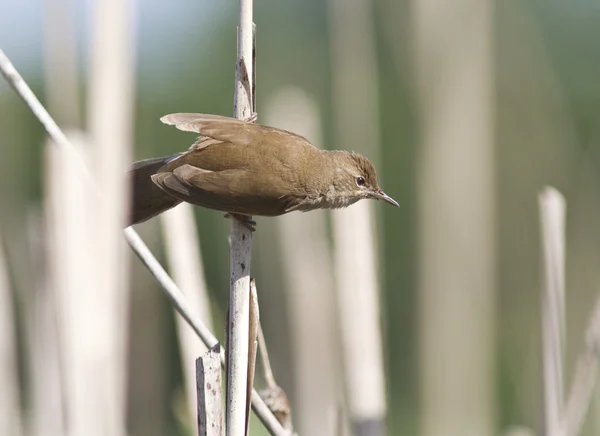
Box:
127, 154, 183, 226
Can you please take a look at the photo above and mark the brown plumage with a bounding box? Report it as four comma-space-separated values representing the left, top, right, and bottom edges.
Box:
127, 113, 398, 226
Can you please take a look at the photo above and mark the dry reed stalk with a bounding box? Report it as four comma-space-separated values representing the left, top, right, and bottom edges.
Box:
413, 1, 496, 435
328, 0, 387, 433
266, 87, 339, 435
161, 204, 214, 427
226, 0, 256, 435
539, 187, 566, 436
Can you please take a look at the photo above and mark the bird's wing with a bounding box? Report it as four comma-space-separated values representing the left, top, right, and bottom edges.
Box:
160, 113, 245, 133
152, 164, 237, 209
160, 113, 314, 149
151, 164, 290, 215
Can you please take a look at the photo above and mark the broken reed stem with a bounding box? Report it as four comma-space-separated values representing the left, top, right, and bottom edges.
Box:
539, 187, 600, 436
197, 344, 222, 436
0, 48, 288, 436
539, 187, 566, 436
245, 279, 260, 435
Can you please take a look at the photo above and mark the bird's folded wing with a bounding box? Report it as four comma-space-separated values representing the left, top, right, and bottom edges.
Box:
151, 164, 248, 212
151, 163, 299, 216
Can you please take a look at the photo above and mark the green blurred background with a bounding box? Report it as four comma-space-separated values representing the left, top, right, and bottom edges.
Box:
2, 1, 600, 435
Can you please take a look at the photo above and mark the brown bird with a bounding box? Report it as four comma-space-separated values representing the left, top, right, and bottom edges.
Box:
128, 113, 398, 227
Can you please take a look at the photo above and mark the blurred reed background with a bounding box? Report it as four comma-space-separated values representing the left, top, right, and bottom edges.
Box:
1, 0, 600, 435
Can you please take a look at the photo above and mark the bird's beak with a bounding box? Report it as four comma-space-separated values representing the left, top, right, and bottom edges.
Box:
370, 190, 399, 207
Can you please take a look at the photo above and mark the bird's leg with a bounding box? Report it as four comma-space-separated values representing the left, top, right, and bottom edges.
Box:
224, 213, 256, 232
244, 112, 258, 124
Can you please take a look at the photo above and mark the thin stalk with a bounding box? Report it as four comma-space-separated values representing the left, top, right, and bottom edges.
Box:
539, 187, 566, 436
227, 0, 256, 435
161, 204, 214, 427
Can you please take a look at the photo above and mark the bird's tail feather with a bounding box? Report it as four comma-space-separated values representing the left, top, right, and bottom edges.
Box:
127, 154, 182, 225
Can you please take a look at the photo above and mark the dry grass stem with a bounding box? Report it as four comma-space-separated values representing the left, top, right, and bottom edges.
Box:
226, 0, 256, 434
328, 0, 387, 433
161, 204, 214, 425
264, 89, 336, 435
539, 187, 566, 436
245, 279, 260, 435
413, 1, 496, 435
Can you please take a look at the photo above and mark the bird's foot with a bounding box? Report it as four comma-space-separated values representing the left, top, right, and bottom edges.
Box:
245, 112, 258, 124
224, 213, 256, 232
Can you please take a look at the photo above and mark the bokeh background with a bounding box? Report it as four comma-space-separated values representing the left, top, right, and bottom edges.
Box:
2, 1, 600, 435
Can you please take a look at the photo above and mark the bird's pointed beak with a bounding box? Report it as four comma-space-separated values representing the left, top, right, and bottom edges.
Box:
371, 190, 399, 207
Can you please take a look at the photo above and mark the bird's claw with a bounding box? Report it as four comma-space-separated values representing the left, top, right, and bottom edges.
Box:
224, 213, 256, 232
245, 112, 258, 124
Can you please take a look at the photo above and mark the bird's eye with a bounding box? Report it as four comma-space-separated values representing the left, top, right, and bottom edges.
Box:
356, 176, 366, 187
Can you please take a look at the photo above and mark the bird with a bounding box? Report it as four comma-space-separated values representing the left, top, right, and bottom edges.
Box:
128, 113, 398, 228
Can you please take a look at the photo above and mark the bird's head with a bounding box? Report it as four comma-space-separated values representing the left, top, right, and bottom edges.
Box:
327, 151, 399, 208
